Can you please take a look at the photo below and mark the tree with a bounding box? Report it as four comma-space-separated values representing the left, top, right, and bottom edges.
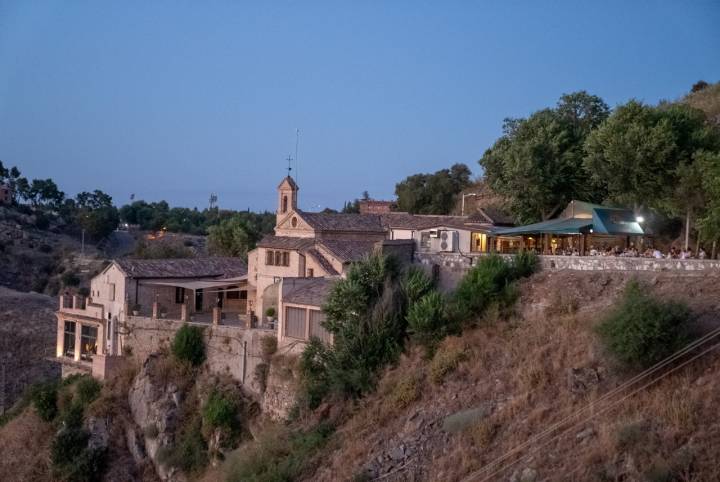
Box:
692, 80, 709, 93
75, 189, 120, 240
395, 163, 472, 214
583, 100, 677, 210
27, 178, 65, 208
696, 150, 720, 255
207, 215, 260, 259
480, 92, 608, 223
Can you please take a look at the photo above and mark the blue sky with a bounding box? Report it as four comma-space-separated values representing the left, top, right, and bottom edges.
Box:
1, 1, 719, 212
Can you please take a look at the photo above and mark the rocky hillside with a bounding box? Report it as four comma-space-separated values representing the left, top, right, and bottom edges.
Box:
0, 287, 59, 414
308, 270, 720, 481
2, 269, 720, 482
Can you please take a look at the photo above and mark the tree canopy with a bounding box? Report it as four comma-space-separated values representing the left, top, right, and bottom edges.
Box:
480, 91, 609, 222
395, 163, 472, 214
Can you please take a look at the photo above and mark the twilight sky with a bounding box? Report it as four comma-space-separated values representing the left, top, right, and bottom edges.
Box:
1, 1, 719, 212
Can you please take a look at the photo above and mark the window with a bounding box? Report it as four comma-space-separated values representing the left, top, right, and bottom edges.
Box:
420, 232, 431, 249
63, 321, 76, 358
175, 287, 186, 304
80, 325, 98, 361
266, 250, 290, 267
285, 307, 306, 339
282, 251, 290, 266
309, 310, 332, 343
471, 232, 488, 252
274, 251, 282, 266
282, 195, 288, 213
266, 250, 274, 266
291, 216, 298, 227
226, 286, 239, 300
109, 283, 116, 301
307, 268, 314, 277
239, 290, 247, 300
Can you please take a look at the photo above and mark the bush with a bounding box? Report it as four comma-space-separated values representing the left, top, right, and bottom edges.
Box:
429, 346, 468, 384
407, 291, 456, 356
61, 270, 81, 287
260, 336, 278, 362
226, 423, 334, 482
75, 377, 102, 406
171, 324, 206, 366
511, 250, 538, 278
265, 307, 276, 318
31, 382, 58, 421
202, 390, 240, 440
596, 280, 692, 368
388, 374, 422, 409
402, 267, 434, 304
158, 415, 208, 473
451, 255, 515, 322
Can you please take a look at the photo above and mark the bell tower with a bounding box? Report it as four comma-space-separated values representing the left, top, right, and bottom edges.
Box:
277, 176, 298, 225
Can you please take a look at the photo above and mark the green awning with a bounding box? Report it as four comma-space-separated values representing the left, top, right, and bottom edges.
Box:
592, 208, 644, 235
494, 217, 592, 236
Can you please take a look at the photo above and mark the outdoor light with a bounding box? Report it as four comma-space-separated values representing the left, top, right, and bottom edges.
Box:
589, 229, 594, 233
636, 216, 645, 223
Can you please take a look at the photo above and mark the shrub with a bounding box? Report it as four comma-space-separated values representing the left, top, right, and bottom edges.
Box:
158, 415, 208, 473
402, 267, 434, 304
451, 255, 515, 322
511, 250, 539, 278
429, 346, 468, 384
226, 423, 334, 482
75, 377, 102, 406
407, 291, 456, 356
171, 324, 206, 366
31, 382, 58, 421
596, 280, 691, 368
61, 270, 80, 287
260, 336, 278, 362
265, 307, 276, 318
202, 390, 240, 441
388, 374, 422, 409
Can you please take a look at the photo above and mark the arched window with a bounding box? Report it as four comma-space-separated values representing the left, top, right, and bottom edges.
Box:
282, 195, 288, 213
291, 216, 298, 227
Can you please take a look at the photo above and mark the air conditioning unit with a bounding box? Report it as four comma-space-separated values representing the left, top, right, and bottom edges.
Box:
430, 230, 458, 252
428, 229, 440, 238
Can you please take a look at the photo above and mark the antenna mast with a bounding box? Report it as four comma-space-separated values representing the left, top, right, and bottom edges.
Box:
295, 128, 300, 186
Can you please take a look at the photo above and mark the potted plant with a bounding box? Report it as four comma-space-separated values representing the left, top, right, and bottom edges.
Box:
132, 304, 141, 316
265, 307, 276, 323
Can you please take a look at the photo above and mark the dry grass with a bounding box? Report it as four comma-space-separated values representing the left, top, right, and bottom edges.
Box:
307, 271, 720, 482
429, 338, 469, 384
0, 409, 54, 481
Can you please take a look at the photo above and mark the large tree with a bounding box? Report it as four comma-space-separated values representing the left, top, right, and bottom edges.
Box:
207, 215, 260, 259
75, 190, 119, 240
395, 163, 471, 214
480, 92, 608, 223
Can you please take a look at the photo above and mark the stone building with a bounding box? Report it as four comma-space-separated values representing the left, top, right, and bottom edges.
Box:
54, 257, 248, 379
0, 183, 13, 205
249, 175, 514, 351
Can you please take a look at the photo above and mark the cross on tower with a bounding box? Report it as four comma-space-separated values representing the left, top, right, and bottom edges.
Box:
286, 154, 293, 176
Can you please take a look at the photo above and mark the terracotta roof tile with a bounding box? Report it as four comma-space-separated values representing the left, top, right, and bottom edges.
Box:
317, 239, 377, 263
305, 248, 340, 276
283, 278, 336, 307
299, 211, 385, 232
115, 257, 247, 279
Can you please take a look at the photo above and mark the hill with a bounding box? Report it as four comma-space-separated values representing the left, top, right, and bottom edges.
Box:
306, 270, 720, 481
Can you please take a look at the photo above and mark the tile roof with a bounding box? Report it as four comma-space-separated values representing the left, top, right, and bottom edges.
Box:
304, 248, 340, 276
257, 235, 315, 250
317, 239, 378, 263
283, 278, 336, 307
476, 207, 515, 225
299, 211, 386, 232
381, 213, 489, 231
115, 257, 247, 279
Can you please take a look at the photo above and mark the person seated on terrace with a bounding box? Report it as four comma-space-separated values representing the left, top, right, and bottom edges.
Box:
589, 246, 598, 256
652, 248, 663, 259
699, 248, 707, 259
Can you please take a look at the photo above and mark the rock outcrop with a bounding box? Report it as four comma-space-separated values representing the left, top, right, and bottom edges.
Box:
127, 355, 186, 482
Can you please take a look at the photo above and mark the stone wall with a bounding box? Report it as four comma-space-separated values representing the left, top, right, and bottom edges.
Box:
120, 316, 276, 394
416, 252, 720, 292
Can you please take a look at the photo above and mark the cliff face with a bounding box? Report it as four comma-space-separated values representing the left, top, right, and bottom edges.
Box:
0, 287, 59, 414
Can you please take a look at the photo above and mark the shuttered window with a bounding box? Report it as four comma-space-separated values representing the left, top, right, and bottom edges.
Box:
309, 310, 332, 344
285, 307, 306, 339
266, 250, 274, 265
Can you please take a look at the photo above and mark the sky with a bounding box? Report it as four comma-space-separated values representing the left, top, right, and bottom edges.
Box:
1, 1, 719, 212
